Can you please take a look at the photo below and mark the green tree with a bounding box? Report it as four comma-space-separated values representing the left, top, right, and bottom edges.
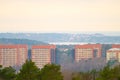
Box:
72, 72, 93, 80
40, 64, 63, 80
72, 72, 83, 80
96, 65, 112, 80
16, 60, 40, 80
0, 65, 3, 80
0, 65, 2, 73
111, 65, 120, 80
72, 74, 81, 80
90, 69, 98, 80
0, 66, 16, 80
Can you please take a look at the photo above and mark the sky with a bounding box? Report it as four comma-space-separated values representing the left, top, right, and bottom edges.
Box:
0, 0, 120, 33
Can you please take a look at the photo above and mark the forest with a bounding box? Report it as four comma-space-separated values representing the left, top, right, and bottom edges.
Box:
0, 60, 120, 80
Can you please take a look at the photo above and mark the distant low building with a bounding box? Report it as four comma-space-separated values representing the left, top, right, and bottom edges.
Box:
0, 44, 28, 67
31, 45, 56, 69
74, 44, 102, 62
106, 48, 120, 62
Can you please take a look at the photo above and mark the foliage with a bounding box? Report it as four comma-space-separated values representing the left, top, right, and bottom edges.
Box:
72, 71, 97, 80
72, 65, 120, 80
0, 61, 63, 80
0, 38, 47, 45
0, 66, 16, 80
40, 64, 63, 80
96, 65, 120, 80
16, 60, 40, 80
112, 65, 120, 79
96, 65, 112, 80
2, 60, 120, 80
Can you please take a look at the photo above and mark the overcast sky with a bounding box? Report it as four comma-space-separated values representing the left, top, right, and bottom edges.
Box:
0, 0, 120, 33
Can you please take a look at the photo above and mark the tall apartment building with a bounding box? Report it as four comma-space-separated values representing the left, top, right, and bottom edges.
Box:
31, 45, 56, 69
75, 44, 102, 62
106, 48, 120, 62
0, 45, 28, 67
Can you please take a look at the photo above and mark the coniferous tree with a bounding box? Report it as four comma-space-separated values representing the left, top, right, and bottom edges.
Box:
40, 64, 63, 80
96, 65, 112, 80
16, 60, 40, 80
0, 66, 16, 80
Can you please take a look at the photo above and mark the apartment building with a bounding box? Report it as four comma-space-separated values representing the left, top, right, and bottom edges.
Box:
75, 44, 102, 62
0, 44, 28, 67
31, 45, 56, 68
106, 48, 120, 62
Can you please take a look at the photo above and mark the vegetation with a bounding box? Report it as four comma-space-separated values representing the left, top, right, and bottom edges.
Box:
0, 38, 47, 45
0, 65, 16, 80
16, 60, 40, 80
40, 64, 63, 80
1, 33, 120, 43
1, 60, 120, 80
96, 65, 120, 80
72, 65, 120, 80
72, 70, 98, 80
0, 60, 63, 80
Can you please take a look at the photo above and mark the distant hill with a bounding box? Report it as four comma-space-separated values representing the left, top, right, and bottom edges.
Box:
0, 38, 47, 45
0, 33, 120, 43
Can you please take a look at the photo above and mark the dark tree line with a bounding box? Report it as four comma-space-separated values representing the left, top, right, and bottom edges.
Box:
0, 38, 47, 45
72, 65, 120, 80
0, 65, 16, 80
0, 60, 63, 80
1, 60, 120, 80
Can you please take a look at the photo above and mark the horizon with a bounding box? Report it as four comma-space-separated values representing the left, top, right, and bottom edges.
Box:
0, 32, 120, 36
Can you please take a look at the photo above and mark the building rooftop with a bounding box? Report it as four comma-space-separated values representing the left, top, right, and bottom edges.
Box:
112, 44, 120, 48
0, 44, 27, 48
32, 45, 56, 49
108, 48, 120, 51
75, 44, 101, 48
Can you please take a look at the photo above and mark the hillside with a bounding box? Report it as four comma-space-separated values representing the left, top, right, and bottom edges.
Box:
0, 33, 120, 43
0, 38, 47, 45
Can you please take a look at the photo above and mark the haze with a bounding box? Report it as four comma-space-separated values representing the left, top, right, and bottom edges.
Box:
0, 0, 120, 32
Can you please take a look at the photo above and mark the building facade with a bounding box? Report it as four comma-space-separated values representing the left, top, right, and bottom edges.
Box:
75, 44, 102, 62
31, 45, 56, 68
106, 48, 120, 62
0, 44, 28, 67
112, 44, 120, 48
